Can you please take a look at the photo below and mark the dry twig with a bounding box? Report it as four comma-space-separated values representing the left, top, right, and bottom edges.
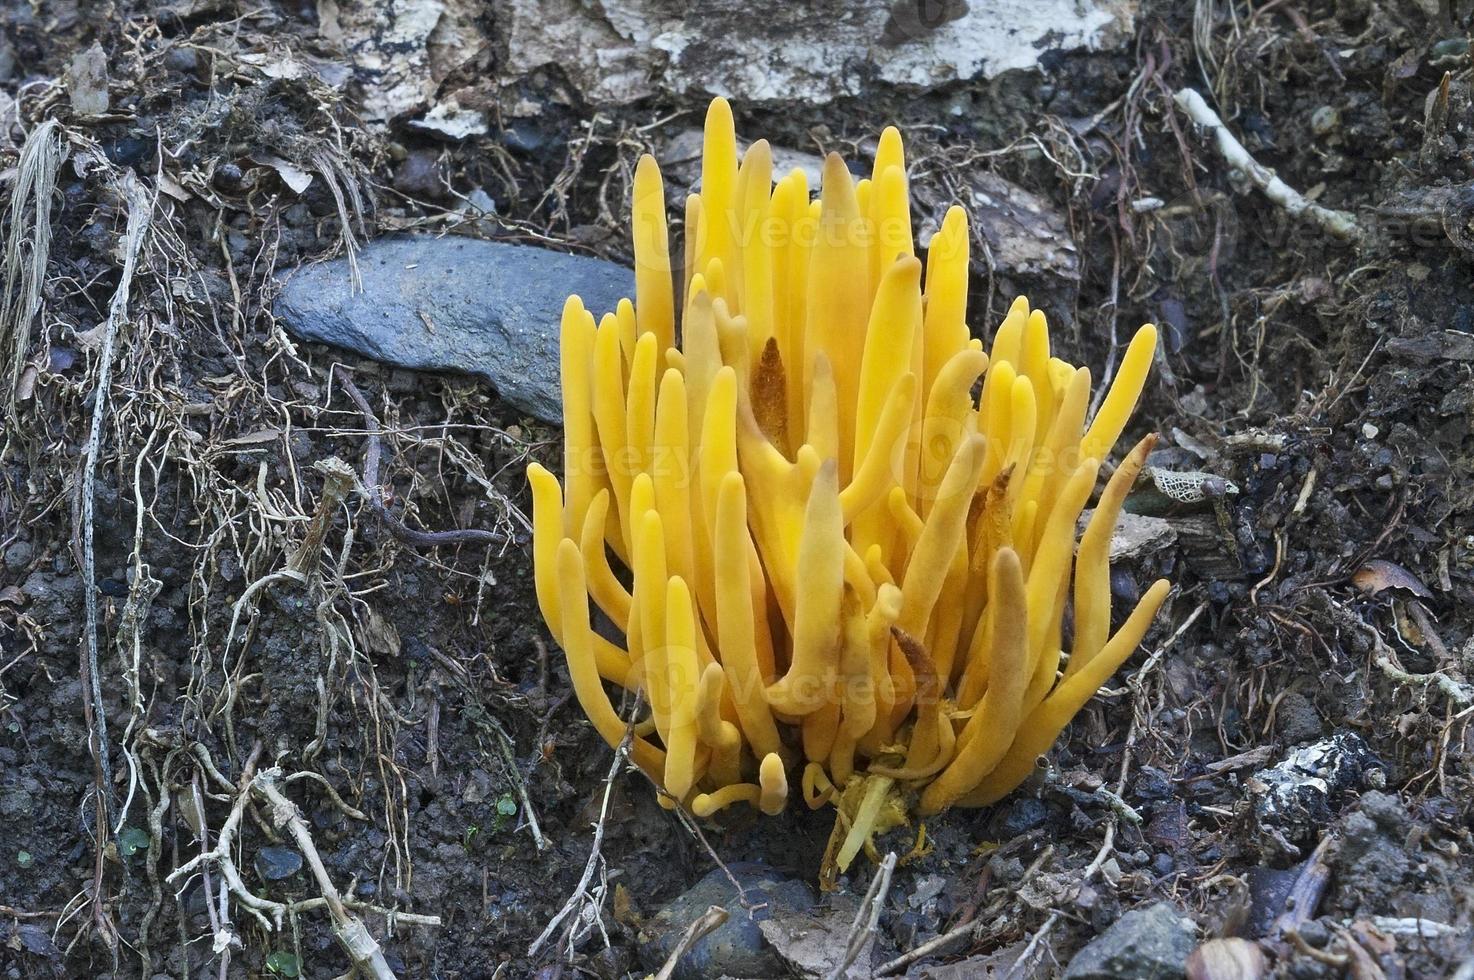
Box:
653, 906, 730, 980
528, 726, 632, 959
338, 373, 509, 549
168, 743, 441, 977
1174, 88, 1362, 242
828, 851, 898, 979
253, 768, 401, 980
67, 170, 159, 967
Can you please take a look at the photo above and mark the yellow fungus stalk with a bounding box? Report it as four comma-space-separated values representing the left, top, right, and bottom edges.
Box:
529, 98, 1171, 874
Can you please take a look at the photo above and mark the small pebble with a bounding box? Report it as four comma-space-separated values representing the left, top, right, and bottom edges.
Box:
503, 121, 548, 153
1430, 38, 1469, 64
907, 874, 947, 909
312, 807, 347, 831
462, 188, 496, 215
275, 238, 633, 424
1290, 960, 1330, 980
890, 909, 924, 949
164, 46, 198, 74
213, 162, 246, 193
3, 541, 34, 571
1062, 902, 1197, 979
989, 855, 1025, 884
253, 845, 304, 881
641, 864, 814, 979
394, 150, 446, 199
1132, 767, 1174, 801
1298, 919, 1330, 948
992, 797, 1050, 838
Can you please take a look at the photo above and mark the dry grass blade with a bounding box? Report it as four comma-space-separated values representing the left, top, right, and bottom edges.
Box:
310, 146, 370, 289
0, 118, 62, 428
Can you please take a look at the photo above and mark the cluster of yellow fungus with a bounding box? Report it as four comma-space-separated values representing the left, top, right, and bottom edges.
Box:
528, 98, 1171, 876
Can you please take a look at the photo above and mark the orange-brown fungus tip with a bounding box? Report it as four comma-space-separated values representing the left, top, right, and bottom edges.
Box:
527, 97, 1172, 882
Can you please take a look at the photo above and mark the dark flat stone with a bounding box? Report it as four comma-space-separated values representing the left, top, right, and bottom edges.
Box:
274, 236, 635, 422
641, 863, 816, 980
254, 845, 303, 882
1063, 902, 1197, 979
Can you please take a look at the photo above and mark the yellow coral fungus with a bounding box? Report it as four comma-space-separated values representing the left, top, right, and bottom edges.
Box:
530, 98, 1171, 877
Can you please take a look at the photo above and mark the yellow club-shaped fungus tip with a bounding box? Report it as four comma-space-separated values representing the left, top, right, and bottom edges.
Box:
766, 459, 844, 715
662, 575, 701, 801
759, 752, 788, 815
528, 97, 1171, 871
632, 154, 675, 353
957, 578, 1173, 808
917, 547, 1028, 815
553, 539, 663, 777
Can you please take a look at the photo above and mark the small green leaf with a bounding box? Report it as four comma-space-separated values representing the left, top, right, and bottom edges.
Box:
265, 951, 301, 977
17, 850, 32, 868
489, 791, 518, 833
118, 827, 151, 858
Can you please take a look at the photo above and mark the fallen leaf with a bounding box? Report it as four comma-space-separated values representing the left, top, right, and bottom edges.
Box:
1352, 560, 1432, 600
917, 940, 1049, 979
613, 883, 640, 927
1202, 745, 1274, 775
410, 99, 488, 140
158, 172, 192, 202
73, 322, 108, 351
174, 788, 205, 840
65, 42, 109, 116
221, 428, 282, 447
1186, 938, 1267, 980
362, 606, 401, 657
237, 51, 308, 80
249, 153, 314, 194
14, 363, 36, 401
757, 899, 867, 978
